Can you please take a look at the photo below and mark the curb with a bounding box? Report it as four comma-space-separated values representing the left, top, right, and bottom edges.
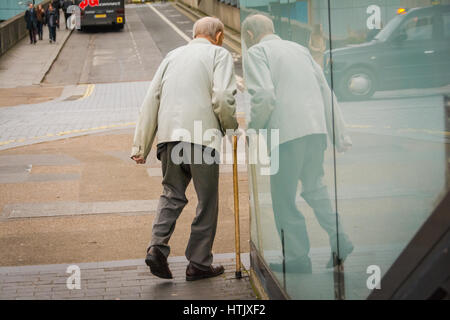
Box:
33, 27, 74, 85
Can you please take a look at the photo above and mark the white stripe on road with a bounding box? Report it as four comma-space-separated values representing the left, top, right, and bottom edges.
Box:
128, 22, 143, 65
146, 3, 192, 42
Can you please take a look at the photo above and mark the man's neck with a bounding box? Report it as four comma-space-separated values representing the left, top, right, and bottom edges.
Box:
195, 35, 214, 45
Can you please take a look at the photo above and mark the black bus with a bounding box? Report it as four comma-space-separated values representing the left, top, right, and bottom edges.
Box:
74, 0, 125, 30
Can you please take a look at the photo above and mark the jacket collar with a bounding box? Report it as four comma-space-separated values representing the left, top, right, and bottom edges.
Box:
260, 34, 281, 43
189, 38, 213, 45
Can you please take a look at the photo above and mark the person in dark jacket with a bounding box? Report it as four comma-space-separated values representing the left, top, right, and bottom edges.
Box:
52, 0, 60, 29
46, 3, 58, 43
62, 0, 73, 29
36, 4, 45, 41
24, 2, 38, 44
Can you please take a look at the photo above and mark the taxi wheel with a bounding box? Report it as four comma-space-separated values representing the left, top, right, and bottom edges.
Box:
338, 67, 376, 101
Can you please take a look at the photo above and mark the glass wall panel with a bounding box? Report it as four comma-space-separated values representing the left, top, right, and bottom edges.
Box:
242, 0, 337, 299
329, 0, 450, 299
243, 0, 450, 300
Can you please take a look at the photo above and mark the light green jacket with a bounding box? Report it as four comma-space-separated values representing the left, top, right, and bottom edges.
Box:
131, 38, 239, 160
244, 34, 351, 151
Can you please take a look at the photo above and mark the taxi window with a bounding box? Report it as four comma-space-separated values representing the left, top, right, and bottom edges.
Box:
399, 15, 433, 41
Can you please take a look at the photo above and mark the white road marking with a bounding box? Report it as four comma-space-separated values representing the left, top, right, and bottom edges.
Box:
128, 22, 143, 65
146, 3, 191, 42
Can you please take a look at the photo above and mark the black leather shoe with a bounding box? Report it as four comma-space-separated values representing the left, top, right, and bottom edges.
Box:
145, 246, 173, 279
186, 263, 224, 281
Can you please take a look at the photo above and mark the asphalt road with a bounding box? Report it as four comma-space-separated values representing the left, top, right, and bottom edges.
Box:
44, 2, 242, 85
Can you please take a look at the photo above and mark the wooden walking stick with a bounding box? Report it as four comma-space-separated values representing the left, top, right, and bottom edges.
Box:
233, 135, 242, 279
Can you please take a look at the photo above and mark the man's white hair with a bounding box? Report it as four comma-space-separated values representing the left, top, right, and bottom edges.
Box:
193, 16, 224, 39
241, 14, 274, 40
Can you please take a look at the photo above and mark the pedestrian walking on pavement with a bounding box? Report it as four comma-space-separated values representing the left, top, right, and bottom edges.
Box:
46, 3, 58, 43
24, 2, 38, 44
36, 4, 45, 41
242, 14, 354, 273
52, 0, 61, 29
62, 0, 74, 29
131, 17, 239, 281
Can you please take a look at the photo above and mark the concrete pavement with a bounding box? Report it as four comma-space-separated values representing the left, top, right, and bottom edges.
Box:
0, 125, 250, 265
0, 128, 253, 299
0, 81, 147, 150
0, 3, 254, 301
0, 85, 64, 108
0, 80, 247, 151
0, 24, 72, 88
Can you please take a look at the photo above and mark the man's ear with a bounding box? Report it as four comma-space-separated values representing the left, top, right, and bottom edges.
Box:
246, 30, 254, 40
215, 31, 223, 43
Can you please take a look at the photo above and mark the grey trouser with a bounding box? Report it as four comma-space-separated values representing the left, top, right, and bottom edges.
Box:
149, 142, 219, 270
270, 134, 351, 261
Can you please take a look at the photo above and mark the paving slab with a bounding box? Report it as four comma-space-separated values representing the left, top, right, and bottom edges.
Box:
0, 199, 159, 220
0, 253, 256, 300
0, 130, 251, 267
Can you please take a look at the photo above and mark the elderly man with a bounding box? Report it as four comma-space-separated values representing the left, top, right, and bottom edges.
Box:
242, 14, 353, 273
131, 17, 238, 281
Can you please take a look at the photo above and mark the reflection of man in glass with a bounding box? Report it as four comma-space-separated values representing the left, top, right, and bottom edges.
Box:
242, 15, 354, 273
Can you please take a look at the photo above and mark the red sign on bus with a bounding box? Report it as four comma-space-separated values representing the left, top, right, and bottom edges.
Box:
79, 0, 99, 10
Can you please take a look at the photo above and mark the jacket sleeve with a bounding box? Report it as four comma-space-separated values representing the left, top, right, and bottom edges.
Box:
212, 49, 238, 134
310, 56, 352, 150
244, 47, 276, 130
130, 59, 168, 160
